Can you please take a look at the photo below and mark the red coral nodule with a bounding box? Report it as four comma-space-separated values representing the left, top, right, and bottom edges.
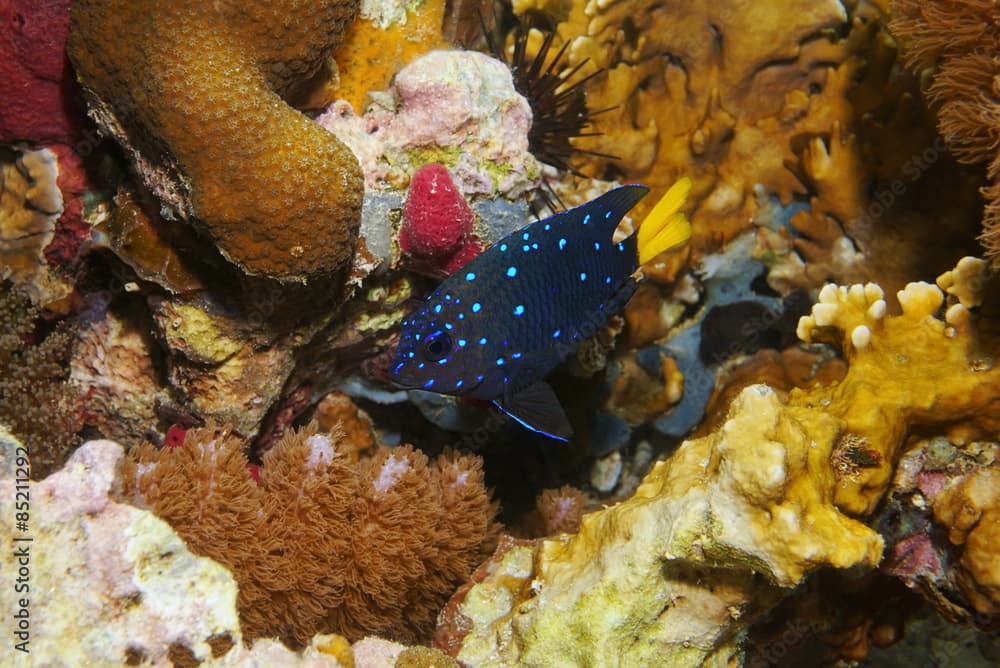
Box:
164, 424, 187, 448
400, 163, 476, 261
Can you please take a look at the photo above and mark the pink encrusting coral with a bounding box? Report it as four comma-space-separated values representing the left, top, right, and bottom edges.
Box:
399, 163, 482, 276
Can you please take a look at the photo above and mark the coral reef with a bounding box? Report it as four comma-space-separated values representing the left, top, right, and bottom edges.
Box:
0, 282, 80, 478
0, 439, 456, 667
67, 0, 364, 281
796, 276, 1000, 514
0, 0, 84, 144
0, 440, 242, 666
332, 0, 450, 111
437, 385, 884, 667
890, 0, 1000, 264
68, 290, 167, 445
316, 50, 539, 197
0, 147, 73, 306
433, 260, 1000, 665
510, 0, 981, 289
7, 0, 1000, 662
121, 422, 500, 647
515, 484, 589, 538
880, 435, 1000, 625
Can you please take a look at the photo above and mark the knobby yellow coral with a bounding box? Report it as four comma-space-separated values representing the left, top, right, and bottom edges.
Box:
67, 0, 364, 282
121, 422, 500, 648
796, 273, 1000, 514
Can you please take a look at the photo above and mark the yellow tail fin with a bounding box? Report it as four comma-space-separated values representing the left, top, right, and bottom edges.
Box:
637, 177, 693, 265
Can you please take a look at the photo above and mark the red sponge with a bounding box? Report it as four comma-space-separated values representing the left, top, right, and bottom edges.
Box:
0, 0, 85, 144
400, 164, 480, 275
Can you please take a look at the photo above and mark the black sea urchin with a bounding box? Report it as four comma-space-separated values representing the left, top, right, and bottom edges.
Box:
492, 10, 617, 176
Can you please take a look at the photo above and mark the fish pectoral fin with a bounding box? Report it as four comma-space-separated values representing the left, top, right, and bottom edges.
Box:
493, 382, 573, 442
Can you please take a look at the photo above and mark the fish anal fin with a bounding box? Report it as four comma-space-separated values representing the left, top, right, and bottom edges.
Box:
494, 381, 573, 442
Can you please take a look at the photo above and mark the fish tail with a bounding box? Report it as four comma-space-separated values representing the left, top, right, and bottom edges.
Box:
636, 177, 693, 265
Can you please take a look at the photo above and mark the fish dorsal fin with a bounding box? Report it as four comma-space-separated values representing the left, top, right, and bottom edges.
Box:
570, 185, 649, 235
637, 177, 693, 264
493, 381, 573, 442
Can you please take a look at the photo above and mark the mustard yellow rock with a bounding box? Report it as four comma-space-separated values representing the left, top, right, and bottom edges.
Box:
448, 385, 883, 668
795, 276, 1000, 514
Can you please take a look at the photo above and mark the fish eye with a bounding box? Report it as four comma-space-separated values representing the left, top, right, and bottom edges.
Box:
423, 331, 452, 361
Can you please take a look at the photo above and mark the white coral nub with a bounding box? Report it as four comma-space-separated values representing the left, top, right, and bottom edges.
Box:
851, 325, 872, 349
936, 256, 987, 308
897, 281, 944, 318
797, 281, 888, 346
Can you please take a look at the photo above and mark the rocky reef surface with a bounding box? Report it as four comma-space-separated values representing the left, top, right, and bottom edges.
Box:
1, 0, 1000, 666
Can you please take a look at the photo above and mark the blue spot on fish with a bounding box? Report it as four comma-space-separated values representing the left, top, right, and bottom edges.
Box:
579, 272, 587, 281
457, 339, 467, 347
514, 305, 525, 316
496, 357, 505, 366
478, 337, 487, 345
522, 244, 530, 252
465, 272, 476, 281
522, 232, 530, 241
553, 329, 561, 338
472, 302, 482, 313
507, 266, 517, 278
423, 379, 435, 388
500, 243, 508, 252
559, 238, 567, 250
583, 214, 591, 224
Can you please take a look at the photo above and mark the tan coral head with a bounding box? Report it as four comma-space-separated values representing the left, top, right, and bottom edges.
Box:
67, 0, 364, 282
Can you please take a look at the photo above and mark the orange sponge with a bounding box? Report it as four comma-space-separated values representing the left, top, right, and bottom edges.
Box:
67, 0, 364, 282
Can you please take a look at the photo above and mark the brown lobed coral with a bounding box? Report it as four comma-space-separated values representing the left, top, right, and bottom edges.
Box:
67, 0, 364, 282
890, 0, 1000, 265
121, 422, 500, 648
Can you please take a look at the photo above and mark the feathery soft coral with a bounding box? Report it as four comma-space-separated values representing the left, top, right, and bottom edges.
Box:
121, 422, 500, 648
890, 0, 1000, 264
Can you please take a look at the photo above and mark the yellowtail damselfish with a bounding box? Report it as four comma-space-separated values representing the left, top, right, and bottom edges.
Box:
390, 179, 693, 441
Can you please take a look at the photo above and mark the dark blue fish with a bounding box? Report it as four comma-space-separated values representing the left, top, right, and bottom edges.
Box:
390, 180, 692, 441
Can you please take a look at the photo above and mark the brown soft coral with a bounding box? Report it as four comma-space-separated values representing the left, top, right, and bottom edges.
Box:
890, 0, 1000, 265
0, 281, 81, 479
67, 0, 364, 282
121, 422, 500, 648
